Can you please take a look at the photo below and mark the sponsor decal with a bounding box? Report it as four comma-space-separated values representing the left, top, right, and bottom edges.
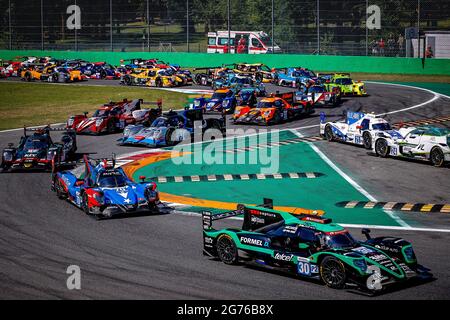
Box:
352, 246, 375, 254
249, 209, 277, 218
274, 252, 293, 262
250, 216, 265, 224
240, 236, 263, 247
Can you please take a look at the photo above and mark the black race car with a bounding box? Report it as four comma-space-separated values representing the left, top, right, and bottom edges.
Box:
1, 126, 77, 172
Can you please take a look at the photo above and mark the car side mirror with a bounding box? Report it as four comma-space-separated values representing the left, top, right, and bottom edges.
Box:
298, 243, 309, 249
362, 228, 371, 240
75, 180, 84, 186
139, 175, 146, 182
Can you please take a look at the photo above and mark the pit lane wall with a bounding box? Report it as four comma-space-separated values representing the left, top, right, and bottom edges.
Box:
1, 50, 450, 75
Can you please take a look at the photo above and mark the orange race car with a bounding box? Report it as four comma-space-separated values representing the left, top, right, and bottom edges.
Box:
232, 92, 314, 125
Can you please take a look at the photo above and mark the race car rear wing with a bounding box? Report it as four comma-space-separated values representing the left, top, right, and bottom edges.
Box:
270, 91, 296, 104
23, 125, 76, 136
202, 198, 275, 230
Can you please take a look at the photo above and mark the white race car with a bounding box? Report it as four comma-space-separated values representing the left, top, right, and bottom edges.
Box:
320, 111, 393, 149
372, 125, 450, 167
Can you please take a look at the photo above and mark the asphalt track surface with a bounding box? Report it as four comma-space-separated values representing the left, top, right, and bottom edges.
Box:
0, 79, 449, 299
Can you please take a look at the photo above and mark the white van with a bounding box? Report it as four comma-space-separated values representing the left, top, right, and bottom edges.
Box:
207, 31, 281, 54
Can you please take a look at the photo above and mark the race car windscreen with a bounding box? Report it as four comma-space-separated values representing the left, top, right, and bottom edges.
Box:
93, 109, 110, 117
151, 117, 168, 127
309, 86, 325, 93
340, 78, 353, 85
24, 137, 49, 149
323, 232, 357, 249
97, 171, 127, 188
211, 92, 227, 100
257, 101, 275, 108
372, 123, 392, 130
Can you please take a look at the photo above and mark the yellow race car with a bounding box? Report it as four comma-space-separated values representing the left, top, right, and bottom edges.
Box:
21, 64, 83, 83
120, 68, 182, 87
321, 73, 367, 96
230, 63, 275, 83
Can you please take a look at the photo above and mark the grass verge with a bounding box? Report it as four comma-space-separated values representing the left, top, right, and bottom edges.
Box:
0, 82, 189, 130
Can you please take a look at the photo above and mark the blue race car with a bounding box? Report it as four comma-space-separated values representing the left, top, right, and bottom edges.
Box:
82, 62, 121, 79
191, 88, 237, 113
51, 154, 160, 219
119, 109, 226, 147
274, 67, 317, 88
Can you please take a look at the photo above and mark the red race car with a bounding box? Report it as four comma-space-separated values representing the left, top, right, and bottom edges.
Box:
66, 99, 163, 135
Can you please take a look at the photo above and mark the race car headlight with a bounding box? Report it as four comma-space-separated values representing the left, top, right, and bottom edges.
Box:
67, 118, 74, 126
2, 151, 13, 162
207, 102, 215, 108
95, 119, 104, 127
403, 246, 416, 262
222, 100, 229, 107
353, 259, 367, 272
263, 110, 271, 117
153, 129, 163, 139
93, 191, 105, 205
123, 127, 131, 137
194, 100, 201, 106
47, 150, 56, 160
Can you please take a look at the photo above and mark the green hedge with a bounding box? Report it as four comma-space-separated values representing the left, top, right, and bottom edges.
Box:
1, 50, 449, 75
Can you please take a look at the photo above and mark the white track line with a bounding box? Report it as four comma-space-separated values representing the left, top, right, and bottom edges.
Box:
176, 210, 450, 233
290, 129, 411, 228
0, 81, 443, 134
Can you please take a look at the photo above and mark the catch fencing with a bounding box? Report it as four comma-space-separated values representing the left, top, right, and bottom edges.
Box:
0, 0, 449, 57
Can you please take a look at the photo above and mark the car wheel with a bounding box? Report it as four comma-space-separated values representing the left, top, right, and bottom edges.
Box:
363, 131, 372, 149
430, 147, 445, 167
81, 192, 90, 215
320, 256, 347, 289
165, 128, 174, 146
55, 178, 66, 200
25, 72, 32, 82
100, 70, 107, 79
124, 75, 132, 86
255, 73, 263, 82
324, 125, 334, 142
156, 78, 163, 87
375, 139, 389, 157
216, 234, 238, 265
107, 121, 115, 134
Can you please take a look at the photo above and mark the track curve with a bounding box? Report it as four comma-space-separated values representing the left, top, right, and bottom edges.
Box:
0, 81, 449, 299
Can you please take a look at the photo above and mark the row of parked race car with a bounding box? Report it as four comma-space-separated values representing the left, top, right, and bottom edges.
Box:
0, 56, 193, 86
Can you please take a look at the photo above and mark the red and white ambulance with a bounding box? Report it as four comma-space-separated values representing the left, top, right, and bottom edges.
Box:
207, 31, 281, 54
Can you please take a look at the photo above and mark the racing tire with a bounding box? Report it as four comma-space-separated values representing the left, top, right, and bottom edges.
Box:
320, 256, 347, 289
165, 128, 174, 146
107, 121, 116, 134
25, 72, 32, 82
54, 178, 66, 200
100, 70, 107, 79
155, 78, 163, 88
255, 73, 263, 83
324, 125, 334, 142
216, 234, 238, 265
124, 75, 132, 86
81, 192, 90, 215
375, 139, 389, 158
430, 147, 445, 167
362, 131, 372, 149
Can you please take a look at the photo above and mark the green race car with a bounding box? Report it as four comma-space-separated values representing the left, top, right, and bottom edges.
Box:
321, 73, 367, 96
202, 199, 431, 293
